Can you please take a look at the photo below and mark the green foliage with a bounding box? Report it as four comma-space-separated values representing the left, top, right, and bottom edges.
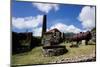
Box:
64, 32, 75, 37
91, 27, 96, 33
32, 36, 42, 46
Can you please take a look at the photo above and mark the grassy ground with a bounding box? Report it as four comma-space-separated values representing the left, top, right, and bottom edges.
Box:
11, 42, 96, 66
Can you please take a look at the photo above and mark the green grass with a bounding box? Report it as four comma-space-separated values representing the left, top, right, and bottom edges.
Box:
12, 42, 96, 65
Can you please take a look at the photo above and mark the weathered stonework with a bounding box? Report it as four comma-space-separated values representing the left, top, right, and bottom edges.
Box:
42, 46, 68, 56
41, 15, 67, 56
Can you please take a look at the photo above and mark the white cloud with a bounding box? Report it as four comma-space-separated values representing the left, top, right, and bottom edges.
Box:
78, 6, 95, 30
12, 15, 44, 36
32, 3, 59, 13
12, 15, 43, 29
50, 23, 81, 33
32, 27, 42, 36
33, 27, 49, 36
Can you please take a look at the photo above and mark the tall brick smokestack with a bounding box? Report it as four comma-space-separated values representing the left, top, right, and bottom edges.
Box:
42, 15, 47, 38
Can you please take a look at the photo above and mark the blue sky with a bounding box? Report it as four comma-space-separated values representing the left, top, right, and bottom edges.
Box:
12, 0, 95, 36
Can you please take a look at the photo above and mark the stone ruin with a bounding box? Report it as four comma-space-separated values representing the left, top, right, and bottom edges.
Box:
41, 15, 68, 56
42, 45, 67, 57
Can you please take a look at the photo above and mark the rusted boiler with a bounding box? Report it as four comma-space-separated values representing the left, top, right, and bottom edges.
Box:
68, 31, 92, 45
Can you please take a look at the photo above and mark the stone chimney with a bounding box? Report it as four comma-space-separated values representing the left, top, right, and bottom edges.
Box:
42, 15, 47, 38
